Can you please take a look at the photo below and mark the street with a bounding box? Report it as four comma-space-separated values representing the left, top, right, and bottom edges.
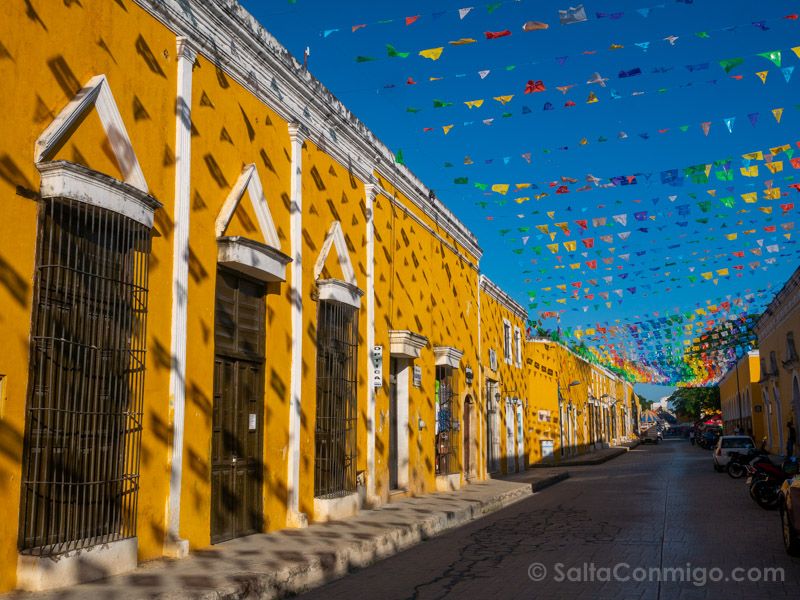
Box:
297, 440, 800, 600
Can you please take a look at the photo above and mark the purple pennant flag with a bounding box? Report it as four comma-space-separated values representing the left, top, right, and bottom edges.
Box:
555, 56, 568, 65
747, 112, 759, 127
751, 20, 769, 31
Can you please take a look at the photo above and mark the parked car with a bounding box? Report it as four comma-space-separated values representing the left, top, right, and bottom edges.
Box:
780, 474, 800, 555
640, 426, 663, 444
713, 435, 755, 471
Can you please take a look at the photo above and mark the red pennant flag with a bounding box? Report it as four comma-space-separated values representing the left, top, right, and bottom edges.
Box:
781, 203, 794, 213
405, 15, 420, 26
586, 260, 597, 270
556, 185, 569, 194
406, 77, 417, 85
575, 219, 588, 230
582, 238, 595, 248
525, 80, 546, 93
485, 30, 512, 39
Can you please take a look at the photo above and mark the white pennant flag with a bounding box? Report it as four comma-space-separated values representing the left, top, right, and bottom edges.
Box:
459, 7, 473, 20
478, 69, 491, 79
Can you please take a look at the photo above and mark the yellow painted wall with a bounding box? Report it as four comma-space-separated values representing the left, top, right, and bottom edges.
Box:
0, 0, 179, 588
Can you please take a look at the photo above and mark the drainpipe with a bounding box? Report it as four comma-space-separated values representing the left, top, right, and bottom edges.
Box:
164, 36, 195, 559
364, 182, 378, 506
286, 122, 307, 527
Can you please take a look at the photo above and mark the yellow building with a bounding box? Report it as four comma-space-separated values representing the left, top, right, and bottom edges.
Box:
526, 340, 638, 463
478, 276, 529, 476
753, 266, 800, 455
718, 352, 763, 439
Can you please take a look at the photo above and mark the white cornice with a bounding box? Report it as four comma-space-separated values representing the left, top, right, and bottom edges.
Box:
133, 0, 481, 259
754, 265, 800, 342
479, 275, 527, 321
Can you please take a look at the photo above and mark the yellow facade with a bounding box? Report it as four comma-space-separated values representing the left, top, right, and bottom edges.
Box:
753, 268, 800, 455
718, 352, 763, 440
0, 0, 639, 593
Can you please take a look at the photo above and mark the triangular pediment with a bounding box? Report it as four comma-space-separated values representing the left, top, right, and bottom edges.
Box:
313, 221, 356, 286
35, 74, 148, 192
215, 164, 280, 250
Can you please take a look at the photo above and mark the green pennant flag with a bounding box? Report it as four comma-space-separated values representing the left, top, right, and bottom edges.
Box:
719, 196, 735, 208
512, 248, 524, 255
697, 201, 712, 213
502, 112, 512, 118
487, 2, 502, 13
433, 99, 453, 108
695, 217, 709, 224
695, 31, 711, 39
454, 177, 468, 184
355, 55, 376, 63
719, 57, 744, 73
679, 125, 689, 132
395, 149, 404, 165
758, 50, 781, 67
474, 182, 488, 190
715, 170, 733, 181
505, 64, 516, 71
386, 44, 409, 58
475, 201, 488, 208
406, 107, 421, 113
444, 162, 454, 168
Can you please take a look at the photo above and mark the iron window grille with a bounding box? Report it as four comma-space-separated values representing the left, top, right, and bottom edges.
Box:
314, 300, 359, 498
435, 365, 460, 475
19, 197, 151, 556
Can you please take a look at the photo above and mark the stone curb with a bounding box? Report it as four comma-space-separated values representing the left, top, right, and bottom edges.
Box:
530, 471, 570, 492
152, 483, 535, 600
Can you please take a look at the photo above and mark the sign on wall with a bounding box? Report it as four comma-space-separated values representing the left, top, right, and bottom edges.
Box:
372, 345, 383, 388
413, 365, 422, 387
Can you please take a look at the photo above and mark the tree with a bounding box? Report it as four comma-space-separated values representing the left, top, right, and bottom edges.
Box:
637, 394, 652, 410
668, 387, 720, 421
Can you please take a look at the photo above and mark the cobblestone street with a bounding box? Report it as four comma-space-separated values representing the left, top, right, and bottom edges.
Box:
298, 440, 800, 600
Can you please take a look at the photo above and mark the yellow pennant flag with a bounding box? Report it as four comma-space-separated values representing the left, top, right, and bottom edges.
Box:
514, 197, 530, 204
756, 71, 768, 84
772, 107, 784, 123
419, 47, 444, 60
763, 188, 781, 199
493, 95, 514, 105
766, 161, 783, 174
717, 268, 729, 276
563, 240, 577, 252
491, 183, 509, 195
546, 211, 555, 219
556, 284, 567, 291
759, 206, 773, 214
464, 99, 484, 109
725, 233, 738, 240
429, 76, 444, 81
449, 38, 476, 46
570, 262, 581, 269
770, 144, 790, 155
740, 165, 758, 177
742, 151, 763, 160
701, 273, 713, 280
536, 225, 549, 234
785, 233, 792, 240
587, 91, 599, 103
443, 124, 454, 134
707, 189, 717, 197
556, 298, 567, 304
516, 183, 532, 189
547, 243, 559, 254
549, 232, 558, 241
792, 46, 800, 60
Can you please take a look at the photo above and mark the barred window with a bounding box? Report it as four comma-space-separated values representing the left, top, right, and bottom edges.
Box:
314, 300, 358, 498
435, 366, 460, 475
19, 197, 152, 556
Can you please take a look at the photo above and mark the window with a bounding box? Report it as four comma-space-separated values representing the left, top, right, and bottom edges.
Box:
314, 299, 359, 498
770, 351, 779, 376
435, 365, 459, 475
19, 197, 152, 556
488, 348, 498, 371
787, 332, 798, 363
503, 320, 512, 364
514, 327, 522, 367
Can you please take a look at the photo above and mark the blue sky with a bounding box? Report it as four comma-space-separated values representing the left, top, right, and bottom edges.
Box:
245, 0, 800, 384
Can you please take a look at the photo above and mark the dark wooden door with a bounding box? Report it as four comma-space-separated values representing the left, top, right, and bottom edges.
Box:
211, 268, 265, 544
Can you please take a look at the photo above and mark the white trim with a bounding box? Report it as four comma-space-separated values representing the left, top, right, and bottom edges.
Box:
217, 236, 291, 282
35, 74, 148, 193
164, 37, 196, 559
513, 326, 522, 368
364, 184, 377, 505
396, 358, 410, 491
479, 274, 527, 321
313, 221, 357, 285
434, 346, 464, 369
389, 330, 428, 359
503, 319, 513, 365
36, 161, 160, 227
131, 0, 482, 260
313, 492, 362, 523
215, 164, 281, 249
317, 279, 363, 309
17, 537, 138, 591
286, 122, 306, 527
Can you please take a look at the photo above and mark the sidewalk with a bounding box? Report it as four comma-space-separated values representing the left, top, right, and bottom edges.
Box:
11, 477, 558, 600
529, 440, 641, 468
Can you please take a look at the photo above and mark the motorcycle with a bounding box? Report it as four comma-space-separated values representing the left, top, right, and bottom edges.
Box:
728, 449, 768, 479
746, 457, 799, 510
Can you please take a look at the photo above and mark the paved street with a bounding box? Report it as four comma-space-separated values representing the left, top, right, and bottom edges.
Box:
298, 440, 800, 600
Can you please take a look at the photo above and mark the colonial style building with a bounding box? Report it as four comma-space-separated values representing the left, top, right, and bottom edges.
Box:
719, 351, 763, 439
753, 265, 800, 455
0, 0, 639, 592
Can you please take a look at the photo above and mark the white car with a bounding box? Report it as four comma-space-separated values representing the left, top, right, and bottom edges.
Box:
713, 435, 755, 471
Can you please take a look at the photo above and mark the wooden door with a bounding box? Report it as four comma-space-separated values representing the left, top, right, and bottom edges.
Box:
211, 269, 265, 544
